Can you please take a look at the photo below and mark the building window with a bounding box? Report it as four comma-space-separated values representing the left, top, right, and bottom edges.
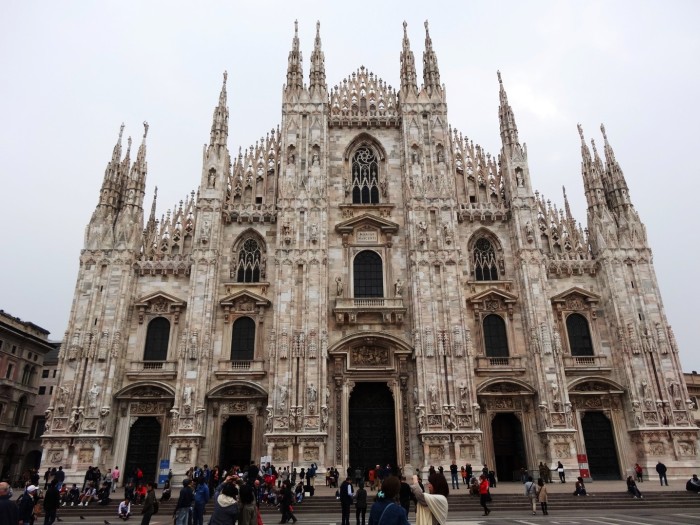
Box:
32, 417, 45, 439
42, 370, 49, 379
53, 370, 57, 378
236, 238, 262, 283
483, 314, 509, 357
14, 396, 27, 427
351, 146, 380, 204
353, 250, 384, 297
143, 317, 170, 361
566, 313, 594, 356
39, 386, 46, 395
473, 238, 498, 281
231, 317, 255, 361
21, 365, 32, 385
5, 363, 14, 380
0, 340, 3, 350
11, 345, 17, 355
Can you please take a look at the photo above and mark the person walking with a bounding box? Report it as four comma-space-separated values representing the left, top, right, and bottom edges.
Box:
339, 476, 354, 525
557, 462, 566, 483
355, 481, 368, 525
478, 474, 491, 516
140, 482, 157, 525
43, 480, 61, 525
367, 476, 409, 525
173, 478, 195, 525
18, 485, 39, 525
411, 472, 449, 525
0, 482, 19, 525
536, 478, 549, 515
656, 462, 668, 486
279, 480, 297, 524
524, 476, 537, 515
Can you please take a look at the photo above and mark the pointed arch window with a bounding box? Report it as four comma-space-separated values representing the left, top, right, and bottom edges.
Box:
352, 146, 380, 204
353, 250, 384, 297
566, 313, 594, 356
144, 317, 170, 361
14, 396, 27, 427
236, 238, 262, 283
474, 238, 499, 281
231, 317, 256, 361
483, 314, 509, 357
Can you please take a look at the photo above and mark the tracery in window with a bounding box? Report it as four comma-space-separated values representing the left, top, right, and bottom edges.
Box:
236, 238, 262, 283
231, 317, 256, 361
351, 146, 380, 204
353, 250, 384, 297
566, 313, 594, 356
144, 317, 170, 361
473, 238, 499, 281
483, 314, 509, 357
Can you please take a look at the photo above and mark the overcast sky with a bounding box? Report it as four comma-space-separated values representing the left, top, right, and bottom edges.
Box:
2, 1, 699, 370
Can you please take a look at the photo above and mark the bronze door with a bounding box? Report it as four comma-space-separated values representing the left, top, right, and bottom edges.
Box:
220, 416, 253, 471
349, 382, 397, 472
582, 411, 620, 480
491, 413, 526, 481
124, 417, 161, 483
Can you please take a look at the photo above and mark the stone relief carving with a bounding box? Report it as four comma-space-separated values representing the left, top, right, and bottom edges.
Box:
351, 346, 389, 366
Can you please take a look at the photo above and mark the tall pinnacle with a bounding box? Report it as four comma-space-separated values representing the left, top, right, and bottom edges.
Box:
422, 20, 441, 93
286, 20, 304, 91
497, 71, 519, 148
309, 21, 326, 92
578, 124, 607, 213
600, 124, 631, 209
210, 71, 229, 147
400, 21, 417, 92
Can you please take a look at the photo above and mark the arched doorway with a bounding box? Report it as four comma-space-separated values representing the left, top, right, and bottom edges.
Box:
349, 382, 396, 472
124, 417, 161, 483
220, 416, 253, 471
491, 413, 526, 481
1, 443, 19, 481
24, 450, 42, 471
581, 412, 620, 480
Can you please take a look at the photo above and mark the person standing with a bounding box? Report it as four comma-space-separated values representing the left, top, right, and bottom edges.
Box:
238, 485, 259, 525
18, 485, 38, 525
524, 476, 537, 515
339, 476, 354, 525
55, 467, 65, 491
193, 476, 210, 525
174, 478, 194, 525
0, 482, 19, 525
656, 462, 668, 486
634, 463, 644, 482
478, 474, 491, 516
410, 472, 449, 525
355, 482, 368, 525
449, 461, 459, 490
140, 482, 157, 525
557, 462, 565, 483
536, 478, 548, 515
112, 466, 120, 492
398, 477, 411, 516
43, 480, 61, 525
367, 476, 409, 525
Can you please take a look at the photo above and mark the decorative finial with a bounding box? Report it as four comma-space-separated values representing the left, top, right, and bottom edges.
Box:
223, 71, 228, 85
600, 123, 607, 140
497, 70, 502, 84
424, 20, 429, 32
119, 123, 125, 140
294, 19, 298, 36
577, 123, 584, 140
143, 121, 149, 138
403, 20, 408, 37
316, 20, 320, 34
154, 186, 158, 198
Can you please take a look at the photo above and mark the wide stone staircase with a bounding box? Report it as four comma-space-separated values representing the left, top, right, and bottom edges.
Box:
54, 490, 700, 519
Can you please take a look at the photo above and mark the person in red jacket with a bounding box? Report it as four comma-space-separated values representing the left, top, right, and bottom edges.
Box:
478, 474, 491, 516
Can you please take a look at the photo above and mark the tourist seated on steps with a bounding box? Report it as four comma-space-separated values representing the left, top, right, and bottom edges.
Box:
687, 474, 700, 493
626, 476, 643, 498
573, 477, 588, 496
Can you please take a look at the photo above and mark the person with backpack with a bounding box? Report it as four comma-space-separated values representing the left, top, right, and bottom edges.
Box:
140, 482, 158, 525
524, 476, 538, 515
193, 476, 210, 525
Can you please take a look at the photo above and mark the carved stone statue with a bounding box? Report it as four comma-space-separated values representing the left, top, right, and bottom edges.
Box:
321, 406, 329, 431
429, 384, 438, 411
308, 383, 317, 403
183, 386, 193, 412
394, 279, 403, 296
265, 406, 273, 432
335, 276, 343, 296
88, 384, 100, 408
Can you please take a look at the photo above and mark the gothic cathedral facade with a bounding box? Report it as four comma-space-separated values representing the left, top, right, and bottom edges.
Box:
42, 22, 698, 482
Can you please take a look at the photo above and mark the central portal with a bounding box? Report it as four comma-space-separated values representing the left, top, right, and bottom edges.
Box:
349, 382, 397, 471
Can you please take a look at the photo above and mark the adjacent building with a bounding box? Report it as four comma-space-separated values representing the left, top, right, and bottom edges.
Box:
41, 21, 698, 483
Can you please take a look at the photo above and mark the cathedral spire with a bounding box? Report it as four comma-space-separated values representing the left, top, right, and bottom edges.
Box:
578, 123, 607, 213
309, 21, 326, 94
96, 123, 126, 212
600, 123, 631, 210
125, 122, 149, 210
400, 21, 417, 93
497, 71, 519, 148
422, 20, 441, 94
286, 20, 304, 91
210, 71, 229, 148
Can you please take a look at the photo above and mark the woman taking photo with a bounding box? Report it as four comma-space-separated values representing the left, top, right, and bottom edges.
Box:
410, 472, 449, 525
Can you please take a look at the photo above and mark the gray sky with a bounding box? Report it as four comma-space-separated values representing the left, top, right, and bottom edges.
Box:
2, 1, 699, 370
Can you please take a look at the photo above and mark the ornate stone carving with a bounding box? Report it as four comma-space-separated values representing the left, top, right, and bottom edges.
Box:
351, 346, 389, 366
